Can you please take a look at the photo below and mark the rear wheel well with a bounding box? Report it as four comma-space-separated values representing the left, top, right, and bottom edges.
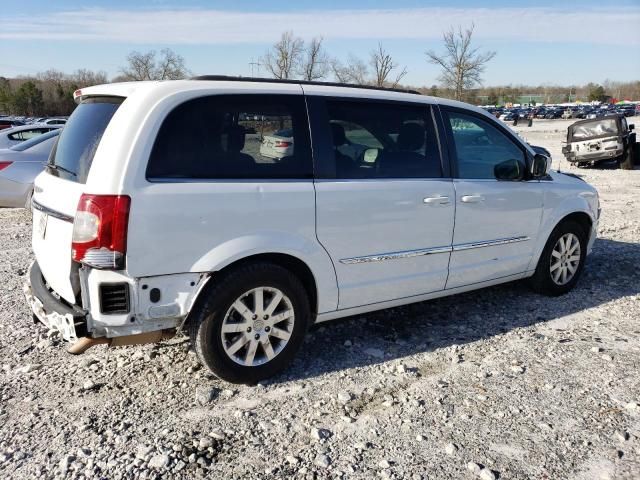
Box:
192, 253, 318, 320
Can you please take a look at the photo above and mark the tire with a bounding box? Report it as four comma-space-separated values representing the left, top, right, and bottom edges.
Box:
619, 143, 635, 170
24, 188, 33, 210
187, 262, 311, 384
530, 220, 588, 296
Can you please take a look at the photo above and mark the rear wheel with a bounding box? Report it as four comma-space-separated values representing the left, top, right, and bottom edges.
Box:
530, 220, 588, 296
187, 262, 311, 384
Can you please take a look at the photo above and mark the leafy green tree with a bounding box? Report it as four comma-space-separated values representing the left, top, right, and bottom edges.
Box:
588, 84, 607, 102
12, 81, 44, 116
0, 77, 13, 114
487, 89, 500, 105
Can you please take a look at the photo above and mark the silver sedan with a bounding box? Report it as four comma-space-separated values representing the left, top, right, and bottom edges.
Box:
0, 124, 62, 149
0, 129, 60, 208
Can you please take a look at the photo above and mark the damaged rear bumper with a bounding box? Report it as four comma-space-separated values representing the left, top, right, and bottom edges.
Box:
23, 260, 86, 341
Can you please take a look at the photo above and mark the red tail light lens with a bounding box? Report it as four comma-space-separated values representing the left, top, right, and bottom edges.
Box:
274, 141, 291, 148
72, 194, 131, 269
0, 161, 13, 171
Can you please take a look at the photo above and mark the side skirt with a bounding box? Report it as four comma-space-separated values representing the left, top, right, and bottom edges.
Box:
315, 270, 535, 323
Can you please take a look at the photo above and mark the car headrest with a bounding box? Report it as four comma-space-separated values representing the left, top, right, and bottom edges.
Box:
224, 125, 246, 152
330, 123, 347, 147
397, 123, 425, 151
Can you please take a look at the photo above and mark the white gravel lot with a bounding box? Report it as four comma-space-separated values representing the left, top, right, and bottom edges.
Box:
0, 119, 639, 480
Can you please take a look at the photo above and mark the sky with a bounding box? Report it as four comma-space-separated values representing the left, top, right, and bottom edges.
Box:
1, 0, 639, 87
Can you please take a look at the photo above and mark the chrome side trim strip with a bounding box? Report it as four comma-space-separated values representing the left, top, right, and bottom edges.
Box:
451, 236, 530, 252
31, 199, 74, 223
340, 245, 452, 265
339, 236, 530, 265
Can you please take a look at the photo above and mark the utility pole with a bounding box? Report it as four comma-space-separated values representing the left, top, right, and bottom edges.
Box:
249, 58, 261, 77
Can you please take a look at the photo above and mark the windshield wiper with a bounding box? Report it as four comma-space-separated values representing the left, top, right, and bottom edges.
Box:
47, 164, 77, 177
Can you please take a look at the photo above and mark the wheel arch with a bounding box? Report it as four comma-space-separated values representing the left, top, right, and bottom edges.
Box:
558, 211, 593, 239
529, 206, 596, 272
184, 251, 324, 333
214, 252, 319, 316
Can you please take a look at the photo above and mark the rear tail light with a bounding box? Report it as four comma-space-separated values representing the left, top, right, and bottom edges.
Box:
274, 141, 292, 148
0, 161, 13, 171
72, 194, 131, 270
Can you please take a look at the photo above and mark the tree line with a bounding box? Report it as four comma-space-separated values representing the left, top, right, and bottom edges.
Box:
0, 49, 189, 117
1, 27, 639, 117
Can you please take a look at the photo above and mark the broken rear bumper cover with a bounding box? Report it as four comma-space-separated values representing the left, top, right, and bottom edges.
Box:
24, 260, 210, 349
24, 260, 86, 342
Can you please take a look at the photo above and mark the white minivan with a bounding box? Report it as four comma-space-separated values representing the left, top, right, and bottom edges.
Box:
25, 77, 600, 383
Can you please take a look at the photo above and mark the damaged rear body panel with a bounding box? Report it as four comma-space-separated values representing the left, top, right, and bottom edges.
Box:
562, 115, 631, 165
25, 259, 210, 342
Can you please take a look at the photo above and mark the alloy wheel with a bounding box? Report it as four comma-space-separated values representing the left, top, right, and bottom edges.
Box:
220, 287, 295, 366
550, 233, 581, 286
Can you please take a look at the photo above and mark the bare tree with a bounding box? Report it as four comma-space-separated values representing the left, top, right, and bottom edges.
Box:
121, 51, 156, 80
370, 44, 407, 88
119, 49, 189, 81
299, 37, 329, 81
262, 31, 304, 79
426, 24, 495, 101
72, 69, 108, 86
155, 49, 189, 80
331, 55, 369, 85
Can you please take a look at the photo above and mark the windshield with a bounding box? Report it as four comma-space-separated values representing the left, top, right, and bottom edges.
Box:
10, 129, 60, 152
48, 96, 123, 183
572, 118, 618, 140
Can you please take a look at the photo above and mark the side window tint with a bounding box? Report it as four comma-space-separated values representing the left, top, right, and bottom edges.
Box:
447, 111, 525, 179
326, 101, 441, 179
147, 95, 312, 180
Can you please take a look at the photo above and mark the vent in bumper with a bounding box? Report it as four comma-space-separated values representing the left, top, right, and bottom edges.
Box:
99, 283, 130, 314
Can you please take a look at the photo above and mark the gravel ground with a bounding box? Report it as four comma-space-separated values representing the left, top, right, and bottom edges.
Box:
1, 121, 639, 480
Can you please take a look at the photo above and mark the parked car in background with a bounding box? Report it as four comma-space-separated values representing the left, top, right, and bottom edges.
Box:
616, 107, 636, 117
562, 115, 635, 168
24, 78, 599, 383
259, 128, 295, 160
42, 118, 67, 125
535, 108, 549, 119
0, 119, 26, 131
0, 124, 62, 149
545, 109, 565, 119
0, 129, 60, 208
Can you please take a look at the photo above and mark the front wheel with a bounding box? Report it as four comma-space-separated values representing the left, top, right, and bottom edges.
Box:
187, 262, 311, 384
530, 220, 588, 296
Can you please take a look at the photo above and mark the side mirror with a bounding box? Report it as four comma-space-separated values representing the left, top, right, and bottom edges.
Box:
531, 153, 550, 178
494, 159, 525, 181
629, 124, 635, 131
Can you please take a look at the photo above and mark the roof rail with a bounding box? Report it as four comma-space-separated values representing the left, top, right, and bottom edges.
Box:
191, 75, 421, 96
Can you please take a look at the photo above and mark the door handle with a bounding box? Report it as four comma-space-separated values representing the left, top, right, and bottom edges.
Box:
423, 195, 450, 205
461, 195, 484, 203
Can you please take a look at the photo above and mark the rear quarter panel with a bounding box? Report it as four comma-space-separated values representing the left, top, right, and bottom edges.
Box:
93, 82, 339, 314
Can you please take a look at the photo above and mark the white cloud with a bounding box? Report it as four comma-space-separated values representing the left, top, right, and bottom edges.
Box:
1, 7, 639, 46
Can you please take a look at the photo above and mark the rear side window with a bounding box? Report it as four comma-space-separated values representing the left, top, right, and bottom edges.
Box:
325, 100, 441, 179
11, 129, 59, 152
147, 94, 312, 180
48, 97, 123, 183
8, 128, 52, 141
